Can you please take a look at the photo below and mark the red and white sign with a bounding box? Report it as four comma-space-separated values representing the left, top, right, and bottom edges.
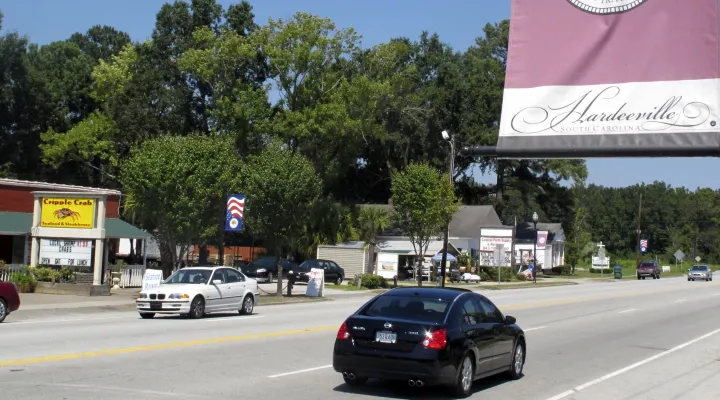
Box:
536, 231, 549, 251
498, 0, 720, 157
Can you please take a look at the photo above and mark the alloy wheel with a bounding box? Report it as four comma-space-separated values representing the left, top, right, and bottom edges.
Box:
461, 356, 473, 392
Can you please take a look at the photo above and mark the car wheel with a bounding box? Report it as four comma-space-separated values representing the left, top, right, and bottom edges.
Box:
189, 296, 205, 319
451, 354, 474, 398
0, 298, 7, 323
637, 275, 641, 280
267, 272, 274, 283
506, 340, 525, 380
343, 375, 368, 387
139, 312, 155, 319
335, 276, 343, 285
239, 295, 254, 315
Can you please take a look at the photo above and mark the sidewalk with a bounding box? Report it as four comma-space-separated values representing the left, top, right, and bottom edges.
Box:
19, 288, 140, 311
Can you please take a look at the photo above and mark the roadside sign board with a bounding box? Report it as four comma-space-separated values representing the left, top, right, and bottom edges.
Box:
142, 269, 163, 291
695, 256, 702, 262
673, 250, 685, 262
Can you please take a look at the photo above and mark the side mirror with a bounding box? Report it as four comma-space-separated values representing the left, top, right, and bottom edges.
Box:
505, 315, 517, 325
212, 279, 222, 285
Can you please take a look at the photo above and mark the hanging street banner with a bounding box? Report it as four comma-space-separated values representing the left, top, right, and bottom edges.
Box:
640, 238, 649, 253
225, 194, 246, 231
497, 0, 720, 158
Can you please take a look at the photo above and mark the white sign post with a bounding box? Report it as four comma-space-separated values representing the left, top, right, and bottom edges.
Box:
142, 269, 164, 291
306, 268, 325, 297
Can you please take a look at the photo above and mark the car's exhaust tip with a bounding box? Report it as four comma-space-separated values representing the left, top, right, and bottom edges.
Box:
343, 372, 355, 380
416, 380, 424, 388
408, 380, 416, 387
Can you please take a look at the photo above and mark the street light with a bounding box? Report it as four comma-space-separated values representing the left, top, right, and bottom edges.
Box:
532, 212, 538, 284
439, 130, 455, 288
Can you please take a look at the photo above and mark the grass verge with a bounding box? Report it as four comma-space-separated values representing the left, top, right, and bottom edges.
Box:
258, 295, 330, 305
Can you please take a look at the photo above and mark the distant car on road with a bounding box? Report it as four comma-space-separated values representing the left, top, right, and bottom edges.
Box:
136, 266, 259, 319
287, 259, 345, 285
0, 279, 20, 323
637, 260, 661, 280
688, 265, 713, 281
241, 257, 297, 283
333, 287, 526, 398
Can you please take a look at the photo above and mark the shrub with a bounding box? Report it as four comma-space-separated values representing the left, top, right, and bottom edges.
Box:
478, 266, 520, 282
9, 266, 37, 293
550, 265, 572, 275
353, 274, 388, 289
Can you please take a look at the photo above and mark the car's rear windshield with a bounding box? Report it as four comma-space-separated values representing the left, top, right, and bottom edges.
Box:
298, 260, 319, 270
639, 263, 655, 268
251, 258, 275, 267
361, 295, 452, 324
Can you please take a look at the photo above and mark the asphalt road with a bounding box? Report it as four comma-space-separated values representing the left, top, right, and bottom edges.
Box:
1, 277, 719, 400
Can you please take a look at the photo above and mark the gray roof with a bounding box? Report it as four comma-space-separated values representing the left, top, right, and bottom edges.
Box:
317, 241, 366, 249
359, 204, 502, 238
515, 222, 566, 243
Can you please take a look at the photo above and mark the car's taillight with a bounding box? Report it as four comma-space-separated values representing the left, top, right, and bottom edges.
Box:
423, 329, 447, 349
336, 322, 351, 340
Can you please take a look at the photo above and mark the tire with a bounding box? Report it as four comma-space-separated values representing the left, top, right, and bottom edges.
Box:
637, 275, 641, 280
0, 298, 7, 323
239, 295, 254, 315
506, 339, 526, 380
335, 276, 343, 285
266, 272, 274, 284
343, 375, 368, 387
139, 312, 155, 319
188, 296, 205, 319
450, 354, 474, 398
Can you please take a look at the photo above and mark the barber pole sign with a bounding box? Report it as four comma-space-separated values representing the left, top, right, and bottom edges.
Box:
225, 194, 246, 232
497, 0, 720, 158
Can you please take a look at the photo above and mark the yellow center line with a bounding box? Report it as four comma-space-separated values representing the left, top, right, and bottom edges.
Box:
1, 282, 717, 367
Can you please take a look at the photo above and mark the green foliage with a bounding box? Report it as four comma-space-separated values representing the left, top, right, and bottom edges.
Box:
353, 274, 388, 289
242, 143, 322, 294
478, 267, 521, 282
120, 135, 242, 269
8, 266, 37, 293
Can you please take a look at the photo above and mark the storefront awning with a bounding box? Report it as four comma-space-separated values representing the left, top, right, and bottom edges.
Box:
0, 212, 151, 239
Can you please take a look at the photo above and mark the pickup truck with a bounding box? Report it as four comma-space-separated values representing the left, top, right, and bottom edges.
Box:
636, 261, 661, 280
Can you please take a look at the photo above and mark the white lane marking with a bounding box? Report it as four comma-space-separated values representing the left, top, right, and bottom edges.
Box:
525, 326, 547, 332
0, 382, 209, 398
268, 365, 333, 378
712, 293, 720, 296
12, 316, 127, 325
676, 299, 687, 303
618, 309, 637, 314
190, 315, 264, 323
544, 327, 720, 400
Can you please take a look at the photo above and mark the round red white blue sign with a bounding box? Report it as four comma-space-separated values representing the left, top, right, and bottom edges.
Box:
567, 0, 647, 15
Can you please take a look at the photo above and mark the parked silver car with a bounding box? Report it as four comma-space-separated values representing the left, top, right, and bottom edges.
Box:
688, 265, 713, 281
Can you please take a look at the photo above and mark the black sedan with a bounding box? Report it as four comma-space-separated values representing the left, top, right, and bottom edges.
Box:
287, 259, 345, 285
332, 287, 525, 398
240, 257, 297, 283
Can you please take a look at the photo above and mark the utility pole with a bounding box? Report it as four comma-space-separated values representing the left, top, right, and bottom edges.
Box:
440, 130, 455, 288
635, 194, 643, 268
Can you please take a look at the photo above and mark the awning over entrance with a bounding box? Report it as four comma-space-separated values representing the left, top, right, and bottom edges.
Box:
0, 212, 151, 239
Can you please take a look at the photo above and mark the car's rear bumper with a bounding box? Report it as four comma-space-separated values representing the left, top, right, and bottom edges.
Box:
637, 270, 657, 276
332, 351, 457, 385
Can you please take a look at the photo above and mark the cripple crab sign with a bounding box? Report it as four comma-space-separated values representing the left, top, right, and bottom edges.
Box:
39, 198, 96, 229
497, 0, 720, 158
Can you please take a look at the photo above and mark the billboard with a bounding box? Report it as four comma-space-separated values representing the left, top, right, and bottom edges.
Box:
40, 198, 96, 229
497, 0, 720, 158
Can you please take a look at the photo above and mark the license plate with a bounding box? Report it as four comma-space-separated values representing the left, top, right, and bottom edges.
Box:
150, 302, 162, 310
375, 331, 397, 344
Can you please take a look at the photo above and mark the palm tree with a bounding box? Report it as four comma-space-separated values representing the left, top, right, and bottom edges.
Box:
357, 206, 392, 273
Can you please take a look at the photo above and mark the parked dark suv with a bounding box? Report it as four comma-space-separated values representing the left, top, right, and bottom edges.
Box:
287, 259, 346, 285
637, 260, 661, 280
240, 257, 298, 283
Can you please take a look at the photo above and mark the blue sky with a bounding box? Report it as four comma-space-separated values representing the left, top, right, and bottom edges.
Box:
3, 0, 719, 190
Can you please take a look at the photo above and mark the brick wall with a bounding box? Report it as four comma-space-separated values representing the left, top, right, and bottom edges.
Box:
0, 185, 120, 218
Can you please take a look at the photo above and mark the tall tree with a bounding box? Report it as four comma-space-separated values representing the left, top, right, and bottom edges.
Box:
242, 143, 323, 296
120, 135, 242, 276
391, 163, 459, 286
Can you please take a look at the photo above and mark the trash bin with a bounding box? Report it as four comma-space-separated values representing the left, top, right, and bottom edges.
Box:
613, 265, 623, 279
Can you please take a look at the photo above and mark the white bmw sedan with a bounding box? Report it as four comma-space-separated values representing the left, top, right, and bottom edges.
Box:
136, 266, 260, 319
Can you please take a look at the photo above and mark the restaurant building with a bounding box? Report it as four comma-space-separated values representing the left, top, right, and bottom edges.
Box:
0, 179, 150, 286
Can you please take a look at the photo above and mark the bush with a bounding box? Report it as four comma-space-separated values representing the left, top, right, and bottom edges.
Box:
550, 265, 572, 275
478, 266, 520, 282
353, 274, 388, 289
9, 266, 37, 293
